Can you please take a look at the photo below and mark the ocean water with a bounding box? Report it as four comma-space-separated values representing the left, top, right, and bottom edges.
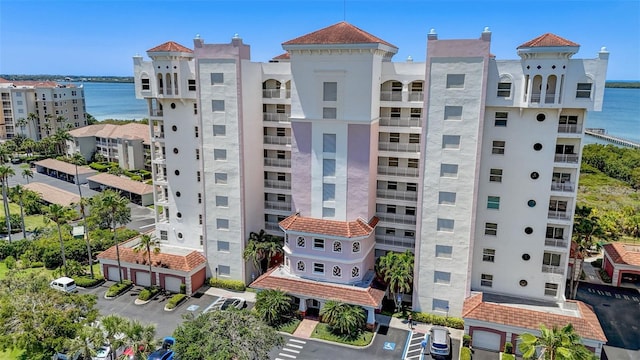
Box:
77, 82, 639, 142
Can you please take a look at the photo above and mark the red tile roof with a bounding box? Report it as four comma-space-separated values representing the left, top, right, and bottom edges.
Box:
35, 158, 97, 175
273, 52, 290, 60
251, 267, 386, 308
603, 242, 640, 267
0, 78, 62, 88
24, 182, 80, 207
283, 21, 397, 49
463, 293, 607, 342
517, 33, 579, 48
69, 123, 150, 145
279, 214, 377, 238
147, 41, 193, 53
87, 173, 153, 195
97, 239, 206, 272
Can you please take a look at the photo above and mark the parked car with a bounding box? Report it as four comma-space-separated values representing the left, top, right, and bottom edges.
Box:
50, 277, 77, 293
148, 337, 175, 360
203, 297, 245, 313
52, 352, 80, 360
429, 326, 451, 358
92, 346, 111, 360
10, 158, 21, 164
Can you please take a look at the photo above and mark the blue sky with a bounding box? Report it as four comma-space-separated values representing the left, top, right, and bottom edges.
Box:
1, 0, 638, 80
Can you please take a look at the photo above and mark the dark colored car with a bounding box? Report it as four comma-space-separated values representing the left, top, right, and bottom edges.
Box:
148, 337, 175, 360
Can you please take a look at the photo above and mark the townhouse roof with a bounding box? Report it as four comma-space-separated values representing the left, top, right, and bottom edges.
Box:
517, 33, 579, 48
68, 123, 150, 145
147, 41, 193, 53
463, 293, 607, 342
279, 214, 378, 238
251, 267, 386, 308
23, 182, 80, 207
0, 77, 64, 88
283, 21, 397, 49
87, 173, 153, 196
97, 238, 206, 272
603, 242, 640, 267
273, 52, 290, 60
34, 158, 97, 175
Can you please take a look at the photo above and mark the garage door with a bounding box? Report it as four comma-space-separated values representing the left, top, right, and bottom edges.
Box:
107, 267, 122, 281
164, 276, 182, 293
472, 330, 501, 351
136, 272, 151, 287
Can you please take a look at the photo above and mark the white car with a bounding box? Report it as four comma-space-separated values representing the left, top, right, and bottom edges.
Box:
203, 297, 245, 313
92, 346, 111, 360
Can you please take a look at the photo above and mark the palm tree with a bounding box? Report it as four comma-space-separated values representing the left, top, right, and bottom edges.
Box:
64, 325, 104, 360
12, 185, 27, 239
43, 204, 76, 277
20, 138, 36, 156
101, 314, 128, 360
70, 152, 94, 278
95, 190, 131, 283
243, 230, 283, 274
254, 289, 291, 326
133, 234, 161, 286
320, 300, 366, 337
243, 240, 263, 275
53, 127, 72, 156
21, 168, 33, 184
15, 118, 27, 137
377, 250, 414, 310
123, 319, 157, 358
0, 165, 16, 242
26, 112, 38, 139
55, 115, 66, 132
518, 323, 595, 360
570, 206, 604, 298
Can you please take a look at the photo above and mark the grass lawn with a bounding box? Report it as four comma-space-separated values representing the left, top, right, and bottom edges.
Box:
0, 261, 55, 280
277, 318, 301, 334
311, 323, 374, 346
6, 203, 51, 231
0, 348, 23, 360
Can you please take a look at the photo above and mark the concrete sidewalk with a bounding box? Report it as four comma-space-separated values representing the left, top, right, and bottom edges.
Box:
376, 314, 465, 339
204, 287, 257, 302
582, 260, 605, 285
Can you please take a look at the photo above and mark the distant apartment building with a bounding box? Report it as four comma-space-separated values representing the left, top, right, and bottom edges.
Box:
67, 123, 151, 171
0, 78, 87, 140
109, 22, 609, 354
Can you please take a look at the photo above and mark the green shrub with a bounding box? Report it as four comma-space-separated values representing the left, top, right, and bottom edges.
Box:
89, 162, 110, 171
460, 347, 472, 360
166, 293, 187, 309
30, 261, 44, 268
598, 268, 612, 283
463, 334, 472, 347
75, 276, 104, 288
180, 283, 186, 294
4, 255, 16, 269
410, 311, 464, 329
592, 258, 603, 268
131, 175, 142, 181
138, 286, 160, 301
106, 280, 133, 297
209, 278, 246, 292
501, 354, 515, 360
504, 341, 513, 354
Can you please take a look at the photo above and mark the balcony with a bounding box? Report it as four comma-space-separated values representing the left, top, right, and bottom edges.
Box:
1, 94, 9, 100
375, 235, 415, 249
380, 91, 402, 101
150, 109, 163, 117
264, 179, 291, 190
554, 154, 579, 164
263, 113, 290, 122
265, 201, 291, 211
152, 132, 165, 141
379, 117, 421, 128
551, 181, 574, 192
377, 166, 419, 178
155, 177, 168, 185
545, 238, 568, 248
263, 89, 282, 98
265, 222, 282, 231
408, 92, 424, 101
558, 124, 582, 134
548, 210, 571, 220
531, 94, 556, 104
542, 265, 565, 274
264, 135, 291, 146
376, 189, 418, 202
378, 142, 420, 153
156, 197, 169, 206
377, 213, 417, 225
264, 158, 291, 168
152, 156, 165, 165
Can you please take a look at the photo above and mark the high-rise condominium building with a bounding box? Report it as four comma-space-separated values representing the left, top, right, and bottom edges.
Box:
0, 78, 87, 140
131, 22, 609, 354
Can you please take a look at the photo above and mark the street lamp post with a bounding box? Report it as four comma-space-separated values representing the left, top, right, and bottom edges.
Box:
215, 267, 218, 281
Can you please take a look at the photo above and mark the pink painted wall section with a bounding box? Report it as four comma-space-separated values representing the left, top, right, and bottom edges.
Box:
291, 121, 312, 215
346, 123, 374, 220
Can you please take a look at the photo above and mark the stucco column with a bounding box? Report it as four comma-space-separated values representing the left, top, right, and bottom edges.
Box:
540, 77, 548, 104
526, 76, 533, 103
365, 307, 376, 330
555, 76, 562, 104
280, 79, 287, 99
402, 82, 409, 102
298, 297, 307, 316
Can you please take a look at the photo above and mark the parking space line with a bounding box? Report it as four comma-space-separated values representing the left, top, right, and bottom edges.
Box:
282, 348, 300, 354
277, 353, 296, 359
605, 291, 611, 296
633, 297, 639, 302
289, 339, 306, 344
615, 294, 622, 299
624, 295, 630, 300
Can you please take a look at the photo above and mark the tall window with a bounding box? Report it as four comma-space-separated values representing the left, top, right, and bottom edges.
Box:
492, 141, 505, 155
576, 83, 592, 98
323, 134, 336, 153
487, 196, 500, 210
494, 112, 508, 126
323, 183, 335, 201
323, 82, 337, 101
323, 159, 336, 177
489, 169, 503, 182
497, 82, 511, 97
482, 249, 496, 262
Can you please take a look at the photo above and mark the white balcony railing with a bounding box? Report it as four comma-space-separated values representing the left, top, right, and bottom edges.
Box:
375, 235, 415, 249
377, 166, 419, 177
408, 92, 424, 101
542, 265, 565, 274
262, 89, 281, 98
150, 109, 163, 117
380, 91, 402, 101
263, 113, 290, 122
558, 124, 582, 134
551, 181, 574, 192
265, 222, 281, 231
264, 201, 291, 211
376, 189, 418, 201
545, 238, 568, 248
264, 179, 291, 190
264, 158, 291, 168
378, 142, 420, 153
377, 213, 417, 225
554, 154, 579, 164
264, 135, 291, 145
379, 117, 422, 128
548, 210, 571, 220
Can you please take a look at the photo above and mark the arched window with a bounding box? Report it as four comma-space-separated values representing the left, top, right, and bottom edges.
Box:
333, 241, 342, 253
352, 241, 361, 253
332, 266, 342, 277
297, 261, 305, 272
351, 266, 360, 278
165, 73, 172, 95
157, 74, 164, 94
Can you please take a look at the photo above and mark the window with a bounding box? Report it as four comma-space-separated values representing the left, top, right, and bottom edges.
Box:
410, 108, 422, 118
489, 169, 503, 182
214, 149, 227, 160
407, 183, 417, 192
389, 132, 400, 143
434, 271, 451, 285
333, 241, 342, 253
494, 112, 508, 126
386, 205, 396, 214
216, 196, 228, 207
297, 237, 306, 248
217, 241, 230, 252
323, 134, 336, 153
436, 245, 453, 258
492, 141, 505, 155
351, 266, 360, 278
313, 263, 324, 274
218, 265, 230, 276
195, 126, 199, 138
214, 173, 227, 184
387, 181, 398, 190
480, 274, 493, 287
199, 214, 203, 225
160, 230, 168, 240
440, 164, 458, 177
433, 299, 449, 313
352, 241, 361, 253
197, 171, 201, 182
211, 73, 224, 84
323, 159, 336, 177
485, 223, 498, 236
444, 106, 463, 120
483, 248, 496, 262
212, 100, 225, 112
323, 107, 337, 119
405, 207, 416, 216
545, 283, 559, 296
497, 82, 511, 97
385, 228, 395, 235
141, 78, 150, 90
297, 261, 305, 271
576, 83, 592, 98
446, 74, 465, 88
546, 226, 565, 240
442, 135, 460, 149
390, 107, 401, 118
437, 218, 455, 232
188, 79, 196, 91
408, 159, 419, 168
323, 82, 337, 101
559, 115, 578, 125
213, 125, 226, 136
196, 149, 200, 160
404, 230, 415, 238
322, 207, 335, 217
198, 193, 202, 204
487, 196, 500, 210
323, 183, 335, 201
193, 103, 198, 114
332, 266, 342, 277
313, 238, 325, 250
409, 133, 420, 144
543, 252, 561, 266
388, 157, 399, 167
276, 127, 286, 136
216, 218, 229, 230
438, 191, 456, 205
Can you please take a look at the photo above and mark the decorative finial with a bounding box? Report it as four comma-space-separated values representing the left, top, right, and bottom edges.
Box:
195, 34, 201, 39
483, 26, 490, 32
429, 28, 436, 35
233, 33, 240, 39
600, 46, 608, 52
406, 56, 413, 63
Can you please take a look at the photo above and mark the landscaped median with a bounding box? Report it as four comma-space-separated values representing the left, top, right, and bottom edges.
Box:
134, 286, 161, 305
164, 293, 187, 311
75, 275, 105, 288
105, 280, 133, 299
311, 323, 374, 346
209, 277, 246, 292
